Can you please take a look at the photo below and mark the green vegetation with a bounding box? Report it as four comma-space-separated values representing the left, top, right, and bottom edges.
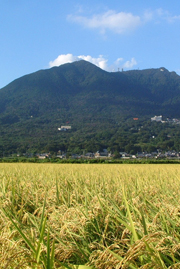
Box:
0, 61, 180, 154
1, 163, 180, 268
0, 118, 180, 156
0, 156, 180, 164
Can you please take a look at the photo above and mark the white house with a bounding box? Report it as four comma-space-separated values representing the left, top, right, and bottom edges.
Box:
151, 115, 162, 122
58, 126, 71, 131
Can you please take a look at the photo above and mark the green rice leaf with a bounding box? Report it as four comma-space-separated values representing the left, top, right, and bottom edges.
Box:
122, 187, 139, 242
2, 208, 36, 254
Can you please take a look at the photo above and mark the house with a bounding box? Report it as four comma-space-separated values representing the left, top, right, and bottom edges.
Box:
137, 152, 146, 158
56, 154, 66, 159
120, 152, 132, 158
151, 115, 162, 122
58, 126, 71, 131
95, 151, 109, 158
84, 152, 95, 158
37, 153, 50, 159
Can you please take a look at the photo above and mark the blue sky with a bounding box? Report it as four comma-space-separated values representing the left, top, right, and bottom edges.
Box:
1, 0, 180, 88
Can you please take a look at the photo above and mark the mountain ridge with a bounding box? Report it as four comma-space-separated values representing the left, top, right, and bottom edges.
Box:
1, 60, 180, 119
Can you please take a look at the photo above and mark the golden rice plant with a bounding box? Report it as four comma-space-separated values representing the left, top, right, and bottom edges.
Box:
0, 163, 180, 268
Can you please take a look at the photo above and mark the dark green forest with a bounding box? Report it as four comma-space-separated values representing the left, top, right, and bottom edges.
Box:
0, 117, 180, 156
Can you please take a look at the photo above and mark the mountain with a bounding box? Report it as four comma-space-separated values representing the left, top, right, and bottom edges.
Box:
0, 60, 180, 154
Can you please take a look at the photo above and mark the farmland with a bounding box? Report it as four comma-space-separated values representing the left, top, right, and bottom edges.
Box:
0, 163, 180, 268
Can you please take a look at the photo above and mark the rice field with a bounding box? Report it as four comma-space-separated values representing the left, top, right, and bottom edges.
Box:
0, 163, 180, 268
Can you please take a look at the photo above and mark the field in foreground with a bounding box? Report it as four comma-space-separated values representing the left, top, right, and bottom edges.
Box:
0, 163, 180, 268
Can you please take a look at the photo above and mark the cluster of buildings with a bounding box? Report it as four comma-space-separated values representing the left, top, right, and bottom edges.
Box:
151, 115, 180, 124
36, 150, 180, 160
119, 151, 180, 159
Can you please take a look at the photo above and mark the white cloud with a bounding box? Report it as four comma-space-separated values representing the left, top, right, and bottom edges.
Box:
49, 54, 79, 68
123, 58, 137, 69
67, 8, 180, 36
49, 54, 108, 69
49, 54, 137, 71
67, 10, 141, 34
79, 55, 108, 69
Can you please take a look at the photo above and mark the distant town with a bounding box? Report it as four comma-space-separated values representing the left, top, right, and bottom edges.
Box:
151, 115, 180, 124
32, 148, 180, 161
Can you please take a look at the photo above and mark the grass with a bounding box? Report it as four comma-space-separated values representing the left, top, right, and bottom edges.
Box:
0, 163, 180, 268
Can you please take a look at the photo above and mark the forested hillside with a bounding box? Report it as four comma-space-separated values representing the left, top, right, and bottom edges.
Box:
0, 60, 180, 155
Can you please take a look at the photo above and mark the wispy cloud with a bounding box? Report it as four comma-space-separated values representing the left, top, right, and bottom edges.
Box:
155, 8, 180, 23
143, 8, 180, 24
49, 54, 137, 71
67, 10, 141, 34
67, 8, 180, 35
